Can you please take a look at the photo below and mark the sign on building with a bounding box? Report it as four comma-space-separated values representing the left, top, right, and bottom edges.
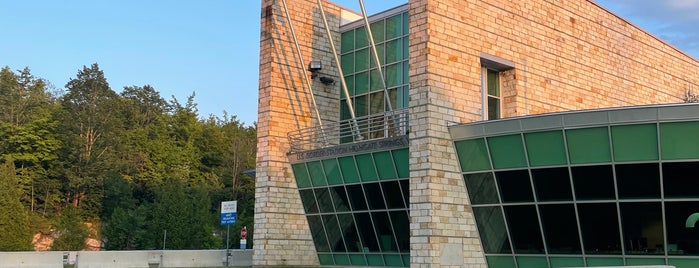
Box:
220, 201, 237, 225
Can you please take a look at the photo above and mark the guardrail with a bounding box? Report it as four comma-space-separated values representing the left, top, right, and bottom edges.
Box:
288, 109, 409, 153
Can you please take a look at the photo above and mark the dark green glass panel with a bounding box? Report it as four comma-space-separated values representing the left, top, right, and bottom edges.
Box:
385, 39, 402, 64
355, 71, 369, 95
516, 256, 547, 268
292, 163, 311, 189
334, 254, 350, 265
344, 75, 355, 96
549, 257, 584, 268
389, 88, 398, 111
372, 212, 397, 251
374, 151, 397, 180
367, 254, 384, 266
504, 205, 545, 254
382, 181, 405, 209
356, 48, 370, 72
385, 14, 402, 39
566, 127, 611, 164
384, 254, 403, 267
587, 257, 623, 266
402, 37, 409, 61
355, 212, 380, 252
664, 201, 699, 255
669, 259, 699, 268
315, 188, 334, 213
307, 161, 327, 187
371, 43, 385, 68
540, 204, 581, 254
339, 156, 360, 183
612, 124, 658, 162
454, 138, 491, 172
355, 95, 368, 118
532, 167, 573, 201
369, 91, 384, 115
473, 206, 511, 254
330, 186, 350, 212
402, 13, 409, 39
365, 182, 386, 210
341, 30, 354, 53
487, 69, 499, 96
299, 189, 318, 214
486, 256, 515, 268
389, 210, 410, 252
317, 254, 334, 265
626, 258, 665, 265
464, 172, 499, 204
496, 170, 533, 202
323, 214, 346, 252
309, 215, 330, 252
323, 159, 343, 185
402, 255, 409, 267
525, 131, 567, 166
356, 26, 368, 48
488, 134, 527, 169
402, 62, 409, 86
370, 69, 383, 91
338, 213, 362, 252
370, 20, 384, 43
356, 154, 378, 181
392, 149, 409, 178
341, 53, 354, 74
488, 97, 500, 120
349, 254, 367, 265
578, 203, 622, 254
341, 100, 350, 120
386, 63, 402, 87
661, 121, 699, 160
347, 185, 367, 211
615, 163, 660, 199
663, 161, 699, 198
620, 202, 663, 255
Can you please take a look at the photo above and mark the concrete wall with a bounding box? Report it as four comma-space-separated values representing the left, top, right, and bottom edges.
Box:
407, 0, 699, 267
255, 0, 356, 266
0, 250, 252, 268
0, 251, 63, 268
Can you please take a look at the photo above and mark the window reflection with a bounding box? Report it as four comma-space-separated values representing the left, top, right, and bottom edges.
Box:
578, 203, 621, 254
372, 212, 398, 252
300, 189, 319, 214
354, 212, 380, 252
665, 201, 699, 255
308, 215, 330, 252
337, 213, 362, 252
315, 188, 335, 213
323, 214, 347, 252
329, 186, 351, 212
465, 172, 500, 204
620, 202, 663, 255
473, 206, 512, 254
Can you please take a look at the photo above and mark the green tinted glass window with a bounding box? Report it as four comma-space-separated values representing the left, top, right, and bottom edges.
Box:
338, 156, 360, 183
340, 100, 350, 120
486, 256, 515, 268
370, 69, 383, 91
402, 37, 409, 59
464, 173, 499, 204
403, 62, 409, 85
661, 121, 699, 160
370, 20, 384, 43
371, 43, 385, 68
474, 206, 511, 253
341, 53, 354, 74
386, 63, 402, 87
341, 31, 354, 53
356, 48, 370, 71
549, 257, 584, 268
402, 13, 409, 38
612, 124, 658, 161
323, 159, 342, 185
369, 92, 384, 114
385, 39, 402, 64
488, 134, 527, 169
307, 161, 326, 186
525, 130, 567, 166
355, 71, 369, 95
355, 95, 368, 118
292, 163, 311, 188
373, 151, 397, 180
317, 254, 334, 265
392, 148, 409, 178
402, 255, 409, 267
587, 257, 623, 266
349, 254, 367, 265
454, 138, 491, 172
669, 259, 699, 268
356, 153, 378, 181
333, 254, 350, 265
356, 26, 368, 48
366, 254, 384, 266
626, 258, 665, 265
384, 254, 403, 267
566, 127, 611, 164
516, 256, 547, 268
385, 15, 402, 39
344, 75, 355, 96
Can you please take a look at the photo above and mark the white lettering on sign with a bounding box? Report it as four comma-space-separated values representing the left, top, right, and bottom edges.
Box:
221, 201, 237, 214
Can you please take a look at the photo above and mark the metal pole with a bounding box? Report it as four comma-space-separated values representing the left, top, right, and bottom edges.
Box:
162, 230, 166, 250
279, 0, 328, 143
359, 0, 394, 112
316, 0, 362, 140
226, 225, 230, 266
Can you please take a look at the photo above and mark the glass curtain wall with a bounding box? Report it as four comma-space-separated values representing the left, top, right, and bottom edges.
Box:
454, 120, 699, 268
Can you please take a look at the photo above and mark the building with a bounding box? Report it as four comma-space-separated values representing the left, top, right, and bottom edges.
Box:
255, 0, 699, 267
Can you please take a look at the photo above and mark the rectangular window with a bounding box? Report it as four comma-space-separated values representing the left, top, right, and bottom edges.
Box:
483, 68, 501, 120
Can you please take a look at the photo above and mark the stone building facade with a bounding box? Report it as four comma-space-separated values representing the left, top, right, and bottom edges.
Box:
255, 0, 699, 267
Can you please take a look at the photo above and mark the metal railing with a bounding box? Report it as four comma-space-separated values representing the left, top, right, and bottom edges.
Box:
288, 109, 409, 153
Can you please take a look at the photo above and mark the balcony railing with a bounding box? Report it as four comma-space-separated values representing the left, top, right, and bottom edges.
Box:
288, 109, 409, 154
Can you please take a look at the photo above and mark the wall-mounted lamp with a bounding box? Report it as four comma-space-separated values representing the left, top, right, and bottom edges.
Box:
308, 61, 322, 79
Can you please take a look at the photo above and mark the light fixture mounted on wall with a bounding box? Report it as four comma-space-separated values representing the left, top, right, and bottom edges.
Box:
308, 60, 334, 85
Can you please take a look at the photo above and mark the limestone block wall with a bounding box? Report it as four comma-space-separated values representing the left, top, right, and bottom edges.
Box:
255, 0, 352, 266
407, 0, 699, 267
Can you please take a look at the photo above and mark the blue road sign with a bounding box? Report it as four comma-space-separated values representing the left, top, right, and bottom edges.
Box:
221, 212, 237, 225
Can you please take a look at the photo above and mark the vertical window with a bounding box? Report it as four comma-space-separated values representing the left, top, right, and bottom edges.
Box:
484, 68, 501, 120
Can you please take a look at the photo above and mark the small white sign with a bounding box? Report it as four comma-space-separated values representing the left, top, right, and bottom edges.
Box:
221, 201, 237, 214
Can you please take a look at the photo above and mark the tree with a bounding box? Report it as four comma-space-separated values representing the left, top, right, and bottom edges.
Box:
0, 159, 32, 250
52, 206, 89, 251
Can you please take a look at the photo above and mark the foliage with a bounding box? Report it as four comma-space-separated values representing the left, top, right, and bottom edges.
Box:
0, 65, 257, 250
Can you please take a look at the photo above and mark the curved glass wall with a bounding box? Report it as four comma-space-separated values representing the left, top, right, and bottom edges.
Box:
292, 148, 410, 267
450, 104, 699, 268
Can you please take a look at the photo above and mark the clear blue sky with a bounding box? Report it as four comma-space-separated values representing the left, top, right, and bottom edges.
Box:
1, 1, 697, 126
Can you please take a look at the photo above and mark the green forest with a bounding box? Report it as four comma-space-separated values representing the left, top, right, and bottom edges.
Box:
0, 63, 257, 251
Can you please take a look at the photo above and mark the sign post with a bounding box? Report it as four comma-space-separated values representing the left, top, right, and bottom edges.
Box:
220, 201, 237, 266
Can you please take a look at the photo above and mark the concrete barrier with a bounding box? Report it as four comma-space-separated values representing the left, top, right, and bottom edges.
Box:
161, 250, 225, 267
76, 251, 149, 268
0, 251, 63, 268
228, 250, 253, 266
